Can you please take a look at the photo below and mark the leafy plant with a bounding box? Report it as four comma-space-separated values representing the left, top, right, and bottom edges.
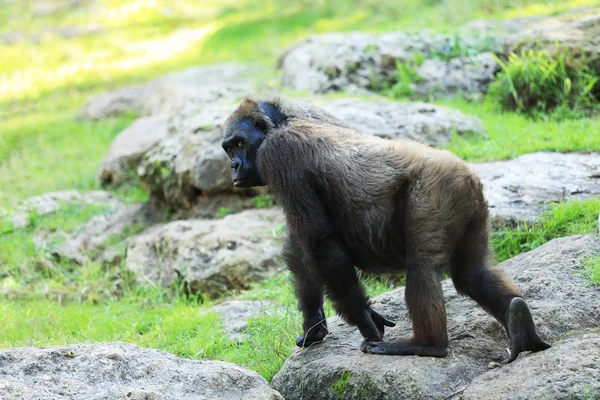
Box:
251, 195, 274, 209
386, 60, 424, 98
216, 207, 233, 218
487, 48, 599, 118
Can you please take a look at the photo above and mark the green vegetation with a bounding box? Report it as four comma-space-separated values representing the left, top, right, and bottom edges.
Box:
487, 49, 600, 118
581, 255, 600, 285
491, 199, 600, 262
1, 0, 600, 385
331, 371, 354, 397
252, 194, 275, 209
216, 207, 234, 218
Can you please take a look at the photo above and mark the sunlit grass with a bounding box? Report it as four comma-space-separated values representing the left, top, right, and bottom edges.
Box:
442, 98, 600, 161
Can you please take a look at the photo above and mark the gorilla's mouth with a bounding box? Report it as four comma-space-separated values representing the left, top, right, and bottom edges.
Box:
233, 178, 245, 187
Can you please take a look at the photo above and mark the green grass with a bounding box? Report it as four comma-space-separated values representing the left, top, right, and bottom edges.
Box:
442, 97, 600, 161
491, 198, 600, 262
582, 255, 600, 285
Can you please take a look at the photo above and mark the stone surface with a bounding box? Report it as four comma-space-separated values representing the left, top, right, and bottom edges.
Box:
98, 115, 169, 187
125, 208, 285, 297
470, 152, 600, 226
49, 203, 150, 265
0, 342, 283, 400
136, 96, 483, 209
279, 31, 500, 98
272, 235, 600, 399
136, 129, 237, 209
79, 63, 256, 120
320, 98, 484, 146
462, 330, 600, 400
501, 12, 600, 71
3, 190, 125, 229
212, 300, 275, 341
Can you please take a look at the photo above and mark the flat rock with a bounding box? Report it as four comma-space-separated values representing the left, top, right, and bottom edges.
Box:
279, 31, 500, 98
462, 330, 600, 399
212, 300, 275, 341
135, 96, 483, 209
272, 235, 600, 399
470, 152, 600, 226
501, 12, 600, 71
98, 115, 169, 187
3, 190, 125, 229
125, 208, 285, 298
79, 63, 256, 120
49, 203, 150, 265
320, 98, 484, 146
0, 342, 283, 400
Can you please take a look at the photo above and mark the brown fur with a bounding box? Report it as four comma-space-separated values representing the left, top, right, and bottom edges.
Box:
222, 95, 550, 359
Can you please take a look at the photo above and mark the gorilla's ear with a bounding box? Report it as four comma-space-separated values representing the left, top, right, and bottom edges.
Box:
258, 101, 287, 129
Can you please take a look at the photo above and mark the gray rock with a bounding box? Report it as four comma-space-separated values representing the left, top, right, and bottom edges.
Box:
136, 129, 235, 209
4, 190, 125, 229
212, 300, 275, 341
279, 31, 500, 98
320, 98, 484, 146
272, 235, 600, 399
462, 330, 600, 400
470, 152, 600, 227
125, 208, 285, 297
501, 12, 600, 71
98, 115, 169, 187
0, 342, 283, 400
79, 64, 256, 120
413, 52, 499, 100
136, 96, 482, 209
49, 203, 150, 265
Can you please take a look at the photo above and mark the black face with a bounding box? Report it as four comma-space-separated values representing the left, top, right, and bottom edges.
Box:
221, 117, 266, 188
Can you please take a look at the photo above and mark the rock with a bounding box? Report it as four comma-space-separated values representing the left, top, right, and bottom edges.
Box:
462, 330, 600, 399
125, 208, 285, 297
320, 98, 484, 146
79, 64, 256, 120
279, 31, 500, 98
98, 116, 169, 187
413, 52, 499, 100
272, 235, 600, 399
501, 12, 600, 71
0, 342, 283, 400
49, 203, 150, 265
4, 190, 125, 229
212, 300, 275, 341
136, 129, 237, 209
136, 95, 482, 209
470, 152, 600, 226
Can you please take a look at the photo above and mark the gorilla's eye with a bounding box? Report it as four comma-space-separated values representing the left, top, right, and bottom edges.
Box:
236, 141, 243, 148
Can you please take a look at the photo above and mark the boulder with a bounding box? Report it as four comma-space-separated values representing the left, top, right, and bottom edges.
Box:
0, 342, 282, 400
462, 330, 600, 399
98, 115, 169, 187
136, 96, 483, 209
125, 208, 285, 297
136, 129, 236, 209
79, 63, 256, 120
212, 300, 275, 341
501, 13, 600, 71
279, 32, 500, 98
272, 235, 600, 399
470, 152, 600, 226
3, 190, 125, 229
320, 98, 484, 146
48, 203, 150, 265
